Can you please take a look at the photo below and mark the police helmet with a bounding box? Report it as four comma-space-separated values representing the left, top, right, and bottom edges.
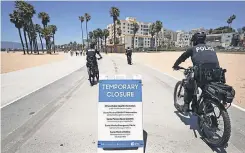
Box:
191, 32, 206, 45
90, 42, 96, 49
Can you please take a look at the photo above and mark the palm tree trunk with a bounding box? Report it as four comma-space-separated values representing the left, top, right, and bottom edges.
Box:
30, 20, 37, 52
113, 19, 116, 53
156, 33, 158, 52
33, 39, 36, 52
53, 34, 56, 53
18, 28, 26, 54
86, 21, 89, 47
23, 30, 29, 54
132, 34, 135, 50
151, 36, 154, 48
97, 38, 100, 49
81, 22, 84, 49
100, 38, 103, 51
27, 31, 33, 53
38, 33, 44, 53
35, 39, 39, 54
105, 37, 107, 54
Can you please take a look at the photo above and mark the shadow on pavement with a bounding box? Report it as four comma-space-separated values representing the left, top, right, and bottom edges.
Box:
174, 111, 228, 153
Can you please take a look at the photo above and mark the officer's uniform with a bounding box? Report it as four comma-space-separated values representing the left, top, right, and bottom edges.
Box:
126, 48, 132, 64
173, 43, 220, 105
86, 49, 101, 68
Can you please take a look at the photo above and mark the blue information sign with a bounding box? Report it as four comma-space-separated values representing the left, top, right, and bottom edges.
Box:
99, 80, 142, 102
98, 79, 144, 152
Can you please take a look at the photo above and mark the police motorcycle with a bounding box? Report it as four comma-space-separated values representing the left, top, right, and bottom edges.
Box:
174, 65, 235, 147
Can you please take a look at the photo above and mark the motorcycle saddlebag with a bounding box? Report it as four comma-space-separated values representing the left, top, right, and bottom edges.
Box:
205, 82, 235, 103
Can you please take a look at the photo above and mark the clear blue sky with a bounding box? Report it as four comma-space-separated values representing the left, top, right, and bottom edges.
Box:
1, 1, 245, 45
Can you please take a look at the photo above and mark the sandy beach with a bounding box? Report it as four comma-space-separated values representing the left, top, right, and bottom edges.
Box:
1, 51, 244, 108
133, 52, 245, 108
1, 52, 65, 74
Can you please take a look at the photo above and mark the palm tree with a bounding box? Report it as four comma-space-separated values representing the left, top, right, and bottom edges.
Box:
155, 20, 163, 51
16, 1, 37, 53
73, 41, 77, 50
38, 12, 50, 51
93, 30, 99, 49
149, 23, 156, 48
35, 24, 44, 53
22, 23, 29, 54
110, 7, 120, 52
50, 25, 57, 53
38, 12, 50, 28
97, 28, 103, 49
84, 13, 91, 47
242, 26, 245, 33
132, 21, 139, 49
103, 29, 109, 53
117, 27, 122, 44
69, 42, 73, 50
41, 26, 52, 54
30, 27, 39, 54
79, 16, 85, 49
230, 15, 236, 27
209, 28, 213, 34
89, 31, 94, 43
227, 18, 232, 27
9, 10, 26, 54
15, 1, 33, 53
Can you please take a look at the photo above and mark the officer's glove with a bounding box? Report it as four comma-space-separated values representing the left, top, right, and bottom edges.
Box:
172, 65, 180, 70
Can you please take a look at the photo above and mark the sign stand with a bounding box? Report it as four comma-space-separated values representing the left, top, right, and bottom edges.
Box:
98, 75, 144, 153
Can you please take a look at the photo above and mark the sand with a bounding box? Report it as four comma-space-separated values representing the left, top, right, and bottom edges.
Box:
133, 52, 245, 108
1, 51, 244, 108
1, 52, 66, 74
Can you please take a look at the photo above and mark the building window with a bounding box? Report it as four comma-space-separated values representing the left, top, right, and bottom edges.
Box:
123, 27, 125, 29
123, 23, 125, 25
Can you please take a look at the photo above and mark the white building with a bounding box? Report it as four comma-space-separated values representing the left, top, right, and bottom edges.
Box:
206, 33, 234, 47
107, 17, 159, 48
176, 30, 192, 47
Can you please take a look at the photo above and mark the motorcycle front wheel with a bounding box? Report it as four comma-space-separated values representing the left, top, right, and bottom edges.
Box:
173, 81, 185, 113
198, 99, 231, 147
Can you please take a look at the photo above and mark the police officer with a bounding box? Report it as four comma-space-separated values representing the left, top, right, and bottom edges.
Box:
86, 42, 102, 71
125, 47, 132, 65
172, 32, 220, 112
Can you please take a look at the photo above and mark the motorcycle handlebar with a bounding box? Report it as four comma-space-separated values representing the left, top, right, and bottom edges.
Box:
178, 66, 186, 70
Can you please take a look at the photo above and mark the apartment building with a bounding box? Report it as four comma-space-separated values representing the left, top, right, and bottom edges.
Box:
175, 30, 192, 47
206, 33, 234, 47
107, 17, 157, 48
190, 27, 209, 34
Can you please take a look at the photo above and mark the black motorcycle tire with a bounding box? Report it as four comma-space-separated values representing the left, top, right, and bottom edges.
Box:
88, 67, 95, 86
173, 81, 185, 113
198, 99, 231, 147
95, 67, 99, 82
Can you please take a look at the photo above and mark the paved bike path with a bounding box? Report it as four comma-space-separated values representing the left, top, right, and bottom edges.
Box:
1, 54, 85, 108
8, 54, 244, 153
